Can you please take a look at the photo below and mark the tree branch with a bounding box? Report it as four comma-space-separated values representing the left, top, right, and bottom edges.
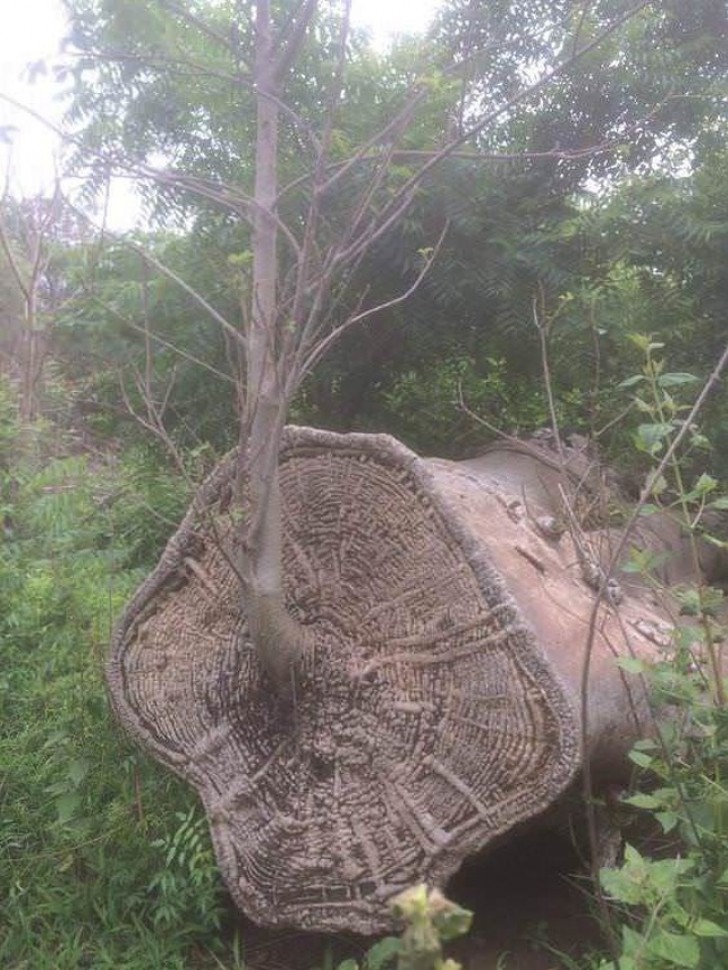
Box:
300, 220, 449, 379
273, 0, 319, 83
156, 0, 247, 66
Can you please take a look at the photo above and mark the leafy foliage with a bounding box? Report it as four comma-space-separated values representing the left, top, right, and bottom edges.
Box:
587, 344, 728, 969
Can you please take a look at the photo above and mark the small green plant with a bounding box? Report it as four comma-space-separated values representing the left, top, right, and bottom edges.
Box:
593, 337, 728, 969
323, 885, 472, 970
598, 845, 728, 970
147, 804, 224, 931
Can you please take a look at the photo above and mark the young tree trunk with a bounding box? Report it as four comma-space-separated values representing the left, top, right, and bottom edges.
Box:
19, 307, 45, 425
238, 0, 307, 694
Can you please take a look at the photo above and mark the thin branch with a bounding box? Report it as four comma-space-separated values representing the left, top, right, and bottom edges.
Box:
65, 199, 244, 347
156, 0, 245, 64
0, 94, 305, 260
0, 217, 30, 302
533, 286, 566, 464
300, 220, 449, 378
571, 0, 594, 58
273, 0, 318, 83
284, 0, 352, 364
457, 387, 521, 444
332, 0, 652, 266
145, 168, 304, 257
0, 183, 31, 302
71, 48, 323, 155
90, 291, 235, 384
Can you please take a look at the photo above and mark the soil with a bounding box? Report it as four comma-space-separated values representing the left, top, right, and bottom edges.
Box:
448, 830, 603, 969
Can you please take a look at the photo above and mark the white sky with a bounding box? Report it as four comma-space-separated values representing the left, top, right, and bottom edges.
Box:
0, 0, 441, 223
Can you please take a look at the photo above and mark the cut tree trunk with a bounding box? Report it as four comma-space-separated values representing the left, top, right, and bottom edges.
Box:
107, 428, 671, 933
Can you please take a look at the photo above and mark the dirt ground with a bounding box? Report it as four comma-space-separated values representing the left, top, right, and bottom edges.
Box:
448, 830, 604, 969
228, 828, 605, 970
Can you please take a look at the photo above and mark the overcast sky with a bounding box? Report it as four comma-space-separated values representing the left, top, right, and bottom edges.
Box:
0, 0, 441, 221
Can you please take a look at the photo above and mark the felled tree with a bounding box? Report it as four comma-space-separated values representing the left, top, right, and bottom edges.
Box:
109, 427, 675, 931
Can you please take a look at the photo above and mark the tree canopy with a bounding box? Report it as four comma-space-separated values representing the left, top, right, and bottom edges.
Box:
36, 0, 723, 467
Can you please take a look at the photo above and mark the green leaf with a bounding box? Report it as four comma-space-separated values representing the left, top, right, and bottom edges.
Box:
635, 423, 674, 455
617, 657, 647, 675
623, 793, 661, 809
55, 792, 81, 824
657, 373, 699, 388
655, 811, 679, 833
622, 925, 646, 960
628, 333, 658, 353
674, 586, 702, 617
619, 374, 646, 388
638, 503, 662, 516
601, 866, 644, 906
629, 750, 654, 768
623, 545, 671, 574
690, 431, 711, 449
634, 738, 659, 751
691, 473, 717, 496
365, 937, 402, 970
651, 474, 669, 496
646, 930, 699, 967
337, 960, 359, 970
646, 857, 694, 894
67, 757, 90, 787
691, 918, 728, 938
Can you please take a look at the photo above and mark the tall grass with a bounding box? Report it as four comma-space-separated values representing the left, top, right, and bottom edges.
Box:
0, 408, 231, 968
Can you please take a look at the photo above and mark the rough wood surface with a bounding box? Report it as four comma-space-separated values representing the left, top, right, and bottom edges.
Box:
427, 455, 668, 781
108, 428, 582, 932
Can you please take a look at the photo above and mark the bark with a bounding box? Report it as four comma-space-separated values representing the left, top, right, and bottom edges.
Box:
0, 195, 59, 433
19, 316, 46, 425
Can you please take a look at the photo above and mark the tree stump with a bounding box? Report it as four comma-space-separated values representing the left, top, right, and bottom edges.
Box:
107, 427, 668, 932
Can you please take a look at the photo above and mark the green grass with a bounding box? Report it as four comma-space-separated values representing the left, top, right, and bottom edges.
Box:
0, 437, 235, 968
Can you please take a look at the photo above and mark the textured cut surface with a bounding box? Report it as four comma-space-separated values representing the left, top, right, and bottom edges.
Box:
108, 428, 578, 933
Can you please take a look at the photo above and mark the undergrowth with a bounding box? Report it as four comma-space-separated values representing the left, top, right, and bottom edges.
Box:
586, 337, 728, 969
0, 404, 230, 969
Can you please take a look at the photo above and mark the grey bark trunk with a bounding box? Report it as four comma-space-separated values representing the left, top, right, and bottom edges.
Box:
239, 0, 306, 692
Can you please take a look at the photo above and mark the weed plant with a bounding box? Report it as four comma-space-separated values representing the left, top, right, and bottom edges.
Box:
590, 337, 728, 969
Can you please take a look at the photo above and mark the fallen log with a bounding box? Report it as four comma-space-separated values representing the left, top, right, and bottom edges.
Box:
107, 427, 671, 933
